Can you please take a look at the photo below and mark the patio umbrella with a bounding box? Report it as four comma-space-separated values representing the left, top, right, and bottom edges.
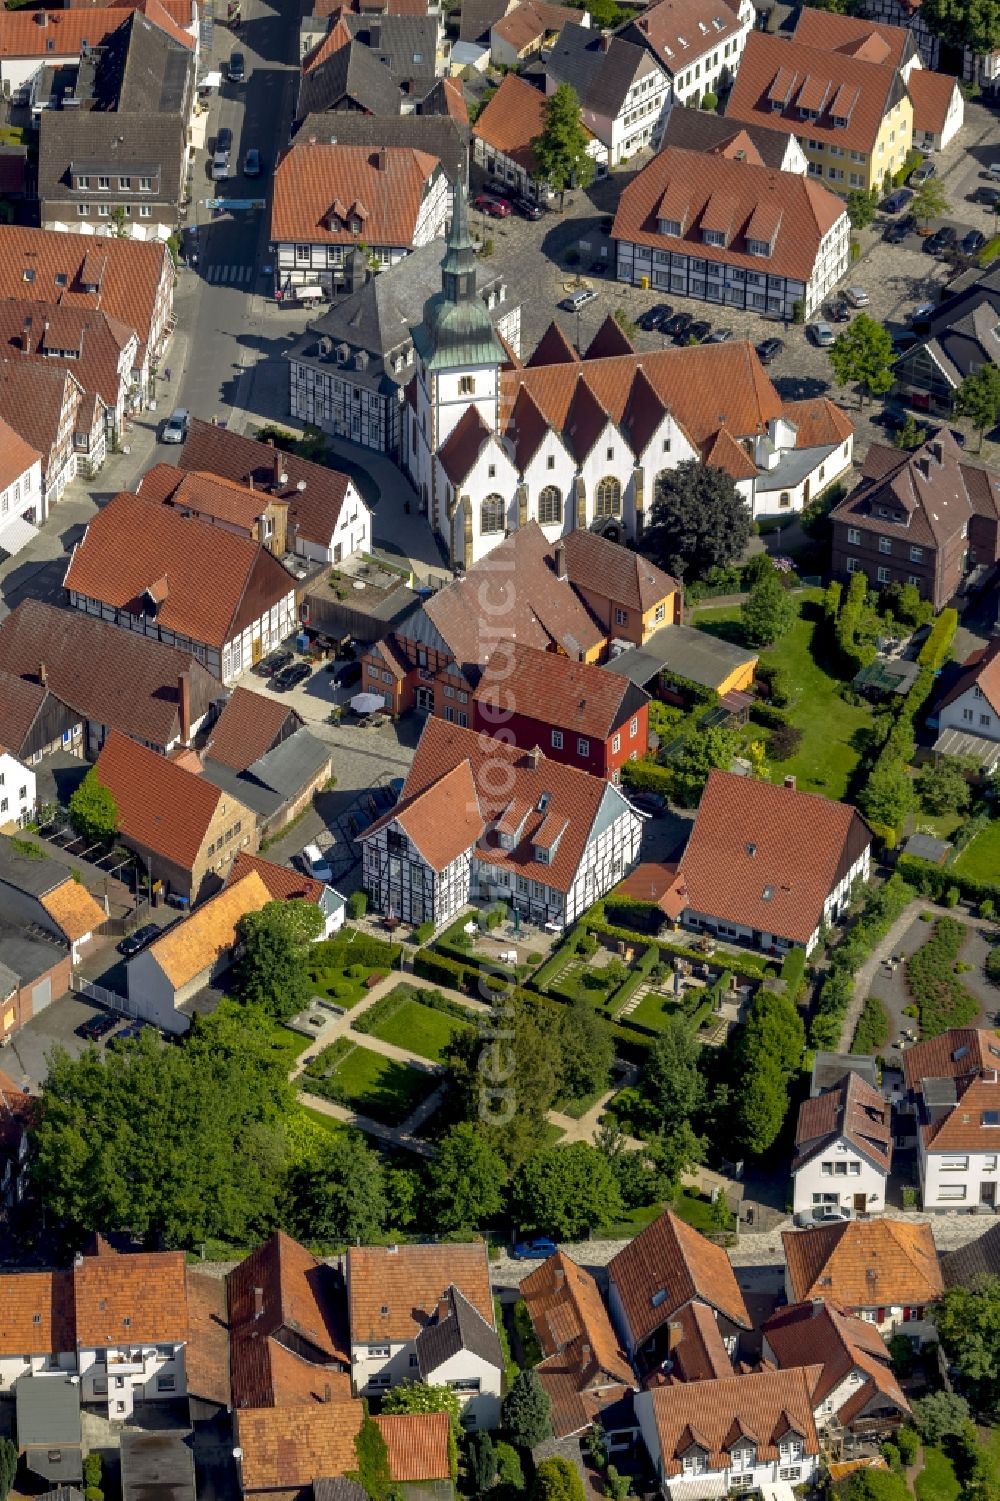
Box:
350, 692, 385, 715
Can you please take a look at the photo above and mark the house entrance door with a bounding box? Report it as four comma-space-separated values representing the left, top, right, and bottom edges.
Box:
982, 1181, 996, 1207
853, 1192, 867, 1213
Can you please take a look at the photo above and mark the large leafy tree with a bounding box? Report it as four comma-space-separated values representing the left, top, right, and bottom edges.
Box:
644, 1017, 705, 1122
502, 1370, 552, 1448
68, 768, 118, 844
511, 1142, 623, 1239
725, 989, 805, 1157
919, 0, 1000, 57
427, 1123, 509, 1231
557, 997, 614, 1104
235, 899, 323, 1020
956, 366, 1000, 449
857, 758, 913, 831
828, 314, 896, 408
670, 726, 741, 807
446, 994, 563, 1167
30, 1002, 292, 1247
911, 176, 950, 228
741, 567, 795, 647
532, 1457, 587, 1501
532, 84, 594, 208
915, 756, 973, 816
285, 1129, 386, 1245
0, 1439, 15, 1501
643, 460, 752, 581
934, 1279, 1000, 1415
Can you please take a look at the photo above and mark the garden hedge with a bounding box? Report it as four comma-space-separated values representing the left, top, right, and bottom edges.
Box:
780, 947, 807, 1006
917, 608, 957, 669
809, 875, 914, 1048
905, 916, 979, 1036
604, 895, 666, 933
607, 944, 659, 1013
584, 916, 775, 981
897, 853, 1000, 907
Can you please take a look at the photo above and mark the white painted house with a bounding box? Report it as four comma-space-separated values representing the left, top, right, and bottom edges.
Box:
936, 639, 1000, 747
347, 1244, 503, 1429
0, 749, 36, 832
904, 1027, 1000, 1213
0, 418, 43, 561
545, 23, 670, 165
618, 0, 756, 111
762, 1300, 910, 1438
792, 1069, 893, 1220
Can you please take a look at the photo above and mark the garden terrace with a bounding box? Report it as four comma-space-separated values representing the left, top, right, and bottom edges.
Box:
300, 1038, 437, 1125
305, 927, 403, 1008
350, 983, 475, 1063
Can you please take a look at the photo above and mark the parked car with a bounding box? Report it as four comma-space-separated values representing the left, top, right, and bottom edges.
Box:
257, 649, 294, 677
334, 659, 363, 687
796, 1204, 852, 1227
300, 842, 333, 883
908, 301, 936, 323
630, 791, 666, 816
161, 407, 190, 444
706, 327, 733, 342
984, 163, 1000, 181
228, 49, 246, 81
559, 288, 598, 312
78, 1011, 120, 1042
810, 320, 836, 347
211, 125, 233, 181
972, 185, 1000, 206
845, 286, 870, 307
756, 336, 785, 365
473, 193, 511, 218
884, 214, 914, 244
687, 319, 711, 342
824, 299, 849, 322
892, 328, 919, 354
882, 187, 913, 214
111, 1021, 147, 1044
513, 196, 543, 220
664, 311, 693, 340
910, 159, 936, 185
638, 303, 672, 331
512, 1238, 559, 1259
925, 224, 957, 255
961, 228, 986, 255
118, 923, 161, 959
272, 661, 312, 692
243, 147, 262, 177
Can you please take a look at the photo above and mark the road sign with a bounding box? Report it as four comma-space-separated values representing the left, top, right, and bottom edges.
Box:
202, 198, 265, 210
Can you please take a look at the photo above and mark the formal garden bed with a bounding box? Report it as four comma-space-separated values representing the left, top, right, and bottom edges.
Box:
300, 1038, 435, 1125
305, 927, 403, 1008
351, 983, 474, 1063
906, 916, 981, 1037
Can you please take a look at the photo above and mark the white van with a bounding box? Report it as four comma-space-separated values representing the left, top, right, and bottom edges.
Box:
301, 843, 333, 883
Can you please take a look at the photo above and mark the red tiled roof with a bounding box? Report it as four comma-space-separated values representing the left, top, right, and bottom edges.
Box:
235, 1400, 363, 1494
0, 1, 191, 58
625, 0, 743, 73
0, 358, 82, 474
437, 404, 494, 487
608, 1209, 750, 1348
374, 1413, 451, 1482
0, 667, 46, 756
492, 0, 579, 52
521, 1250, 634, 1406
186, 1269, 232, 1406
421, 75, 469, 121
74, 1247, 189, 1347
938, 642, 1000, 719
794, 1070, 892, 1174
205, 688, 302, 772
473, 72, 557, 175
642, 1366, 823, 1473
64, 490, 294, 651
585, 314, 635, 361
669, 1298, 736, 1382
613, 863, 688, 920
271, 143, 444, 246
0, 1270, 75, 1355
347, 1242, 493, 1345
0, 412, 40, 497
906, 67, 959, 132
93, 729, 226, 871
556, 528, 679, 614
141, 466, 271, 533
474, 641, 645, 742
782, 1220, 943, 1308
366, 758, 485, 871
229, 850, 325, 904
785, 396, 854, 450
0, 297, 136, 412
791, 8, 909, 67
678, 769, 871, 946
763, 1299, 907, 1419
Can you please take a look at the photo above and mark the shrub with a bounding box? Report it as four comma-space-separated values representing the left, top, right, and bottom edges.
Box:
944, 885, 960, 908
981, 899, 995, 921
414, 920, 435, 944
83, 1456, 103, 1490
347, 890, 368, 920
769, 725, 804, 760
889, 1335, 916, 1379
701, 90, 718, 109
780, 947, 807, 1005
852, 994, 890, 1053
897, 1427, 920, 1467
906, 917, 979, 1036
882, 1443, 901, 1472
917, 609, 958, 669
986, 948, 1000, 985
750, 702, 789, 729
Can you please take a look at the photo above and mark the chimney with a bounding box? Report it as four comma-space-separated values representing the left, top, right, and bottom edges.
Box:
308, 133, 317, 145
178, 670, 191, 744
930, 439, 944, 464
526, 745, 542, 769
916, 456, 931, 480
21, 317, 31, 355
599, 27, 611, 48
253, 1287, 264, 1319
811, 1297, 824, 1315
324, 1383, 332, 1403
553, 1266, 565, 1288
273, 446, 284, 487
376, 147, 388, 171
554, 541, 566, 580
783, 774, 796, 790
38, 661, 47, 687
581, 1341, 591, 1363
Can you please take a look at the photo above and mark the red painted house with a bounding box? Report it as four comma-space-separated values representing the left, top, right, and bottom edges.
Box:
473, 641, 650, 782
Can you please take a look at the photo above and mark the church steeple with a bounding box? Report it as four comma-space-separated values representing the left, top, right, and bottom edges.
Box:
440, 177, 477, 306
411, 176, 507, 374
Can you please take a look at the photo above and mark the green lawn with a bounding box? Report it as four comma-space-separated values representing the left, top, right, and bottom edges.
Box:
298, 1103, 349, 1137
955, 819, 1000, 883
604, 1201, 666, 1237
626, 987, 685, 1031
916, 1447, 961, 1501
694, 590, 874, 800
356, 993, 473, 1063
302, 1038, 433, 1125
305, 930, 402, 1008
672, 1188, 723, 1234
256, 1016, 309, 1073
555, 1082, 609, 1119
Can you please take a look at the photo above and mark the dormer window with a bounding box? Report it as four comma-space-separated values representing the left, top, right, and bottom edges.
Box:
682, 1452, 706, 1476
534, 845, 549, 864
703, 228, 726, 247
746, 238, 772, 257
659, 218, 682, 236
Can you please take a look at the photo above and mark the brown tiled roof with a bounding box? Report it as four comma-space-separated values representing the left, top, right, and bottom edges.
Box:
472, 72, 552, 175
492, 0, 578, 51
528, 320, 581, 368
831, 429, 989, 553
918, 1073, 1000, 1153
794, 1070, 892, 1174
475, 642, 645, 742
763, 1299, 909, 1419
612, 146, 846, 284
0, 1269, 75, 1354
613, 863, 687, 920
228, 1231, 350, 1410
563, 377, 612, 464
146, 870, 271, 988
791, 8, 909, 67
642, 1366, 823, 1473
367, 758, 485, 871
0, 413, 40, 496
374, 1413, 451, 1481
0, 667, 46, 755
0, 227, 169, 363
585, 315, 635, 361
608, 1209, 750, 1348
178, 419, 354, 549
782, 1220, 943, 1308
347, 1242, 492, 1345
0, 598, 221, 752
141, 466, 272, 533
0, 0, 190, 54
37, 879, 106, 943
669, 1298, 736, 1382
186, 1269, 232, 1406
420, 75, 469, 122
272, 143, 443, 246
0, 358, 81, 474
74, 1247, 188, 1346
437, 404, 494, 488
236, 1400, 363, 1493
93, 730, 226, 871
0, 298, 136, 413
623, 0, 744, 73
64, 490, 293, 651
206, 688, 302, 773
678, 769, 871, 945
939, 643, 1000, 719
907, 65, 957, 133
556, 530, 679, 615
229, 851, 325, 904
785, 396, 855, 449
725, 30, 906, 155
521, 1251, 634, 1399
703, 426, 759, 481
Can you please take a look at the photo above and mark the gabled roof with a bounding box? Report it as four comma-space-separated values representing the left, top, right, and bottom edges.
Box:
205, 688, 302, 773
298, 34, 402, 117
63, 490, 293, 651
528, 319, 581, 368
621, 0, 744, 75
235, 1402, 363, 1494
347, 1241, 493, 1345
73, 1244, 188, 1346
938, 640, 1000, 719
474, 641, 648, 742
0, 297, 136, 413
415, 1284, 503, 1377
659, 103, 795, 167
547, 21, 660, 116
608, 1208, 751, 1348
375, 1413, 451, 1482
437, 403, 495, 487
0, 358, 83, 472
366, 757, 485, 870
471, 72, 553, 175
271, 143, 443, 246
641, 1367, 822, 1473
762, 1299, 908, 1418
301, 107, 470, 183
678, 769, 872, 945
492, 0, 578, 51
831, 429, 996, 553
0, 413, 40, 496
143, 870, 271, 989
584, 314, 635, 362
520, 1250, 634, 1423
0, 598, 221, 751
794, 1070, 892, 1175
556, 529, 679, 615
228, 850, 325, 905
669, 1298, 735, 1382
905, 65, 959, 132
419, 75, 469, 123
782, 1220, 943, 1308
93, 730, 228, 871
140, 465, 271, 533
791, 7, 910, 67
37, 880, 106, 944
0, 1270, 75, 1355
0, 667, 48, 757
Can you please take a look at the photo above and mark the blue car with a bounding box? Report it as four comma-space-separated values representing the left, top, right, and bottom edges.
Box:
511, 1238, 558, 1260
883, 187, 913, 215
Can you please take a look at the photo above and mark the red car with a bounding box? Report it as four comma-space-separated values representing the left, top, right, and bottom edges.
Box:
473, 193, 511, 219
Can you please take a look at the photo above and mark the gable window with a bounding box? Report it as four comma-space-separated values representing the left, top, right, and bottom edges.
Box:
481, 494, 505, 534
551, 729, 563, 749
703, 228, 726, 246
746, 238, 772, 257
538, 485, 561, 525
459, 375, 475, 395
655, 603, 665, 622
847, 527, 861, 544
595, 475, 621, 519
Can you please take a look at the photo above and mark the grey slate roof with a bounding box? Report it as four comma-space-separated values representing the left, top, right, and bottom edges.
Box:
415, 1284, 503, 1377
0, 920, 68, 987
16, 1375, 82, 1485
344, 13, 440, 83
657, 103, 795, 168
603, 623, 758, 693
0, 835, 72, 900
896, 265, 1000, 390
297, 38, 403, 119
120, 1431, 196, 1501
315, 1482, 368, 1501
810, 1051, 878, 1097
202, 729, 332, 822
941, 1220, 1000, 1289
297, 110, 469, 184
288, 237, 509, 396
0, 957, 18, 999
460, 0, 509, 42
546, 22, 652, 116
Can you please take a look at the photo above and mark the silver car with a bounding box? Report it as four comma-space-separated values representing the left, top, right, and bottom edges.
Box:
796, 1204, 852, 1227
161, 408, 189, 444
810, 320, 835, 347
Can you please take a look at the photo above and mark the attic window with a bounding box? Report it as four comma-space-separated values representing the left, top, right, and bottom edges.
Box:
651, 1289, 667, 1308
537, 792, 550, 813
32, 1314, 41, 1326
990, 1047, 1000, 1060
22, 269, 34, 283
380, 1304, 389, 1315
983, 1112, 1000, 1127
659, 218, 682, 237
762, 886, 774, 901
713, 15, 725, 27
746, 842, 757, 857
678, 34, 688, 45
55, 272, 67, 287
953, 1046, 970, 1061
820, 1276, 832, 1287
123, 1317, 131, 1327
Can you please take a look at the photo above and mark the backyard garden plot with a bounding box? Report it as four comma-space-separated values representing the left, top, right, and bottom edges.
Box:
905, 916, 980, 1037
955, 819, 1000, 884
351, 984, 475, 1063
305, 928, 402, 1008
301, 1038, 435, 1125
